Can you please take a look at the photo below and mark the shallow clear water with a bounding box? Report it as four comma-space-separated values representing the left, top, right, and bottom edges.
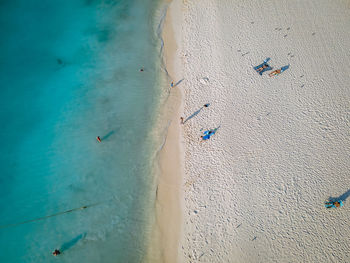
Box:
0, 0, 162, 262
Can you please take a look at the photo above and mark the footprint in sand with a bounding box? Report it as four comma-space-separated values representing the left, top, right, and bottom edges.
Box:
312, 32, 316, 36
287, 27, 291, 30
284, 34, 288, 38
251, 21, 254, 24
237, 49, 249, 56
184, 180, 195, 187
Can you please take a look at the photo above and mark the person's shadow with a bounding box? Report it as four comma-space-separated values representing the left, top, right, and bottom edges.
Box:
328, 189, 350, 202
60, 233, 86, 253
184, 107, 204, 124
101, 130, 115, 141
172, 78, 184, 88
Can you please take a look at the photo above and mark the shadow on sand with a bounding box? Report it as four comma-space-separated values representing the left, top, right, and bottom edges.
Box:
173, 78, 184, 88
328, 189, 350, 202
184, 107, 203, 124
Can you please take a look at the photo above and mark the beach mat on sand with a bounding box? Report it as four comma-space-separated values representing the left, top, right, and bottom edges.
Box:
253, 58, 272, 75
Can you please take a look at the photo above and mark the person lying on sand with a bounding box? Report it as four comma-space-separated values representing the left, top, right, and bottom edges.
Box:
257, 64, 269, 72
269, 65, 289, 77
253, 58, 273, 75
200, 128, 218, 141
201, 130, 214, 140
324, 200, 343, 209
269, 69, 281, 77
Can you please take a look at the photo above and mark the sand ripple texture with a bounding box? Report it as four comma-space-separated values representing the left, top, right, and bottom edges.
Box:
179, 0, 350, 262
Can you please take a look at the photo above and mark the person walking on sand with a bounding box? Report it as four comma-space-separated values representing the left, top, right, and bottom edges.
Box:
171, 81, 174, 88
96, 136, 101, 143
180, 117, 184, 124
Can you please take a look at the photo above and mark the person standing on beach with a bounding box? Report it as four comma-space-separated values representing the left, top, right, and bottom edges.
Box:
171, 81, 174, 88
180, 117, 184, 124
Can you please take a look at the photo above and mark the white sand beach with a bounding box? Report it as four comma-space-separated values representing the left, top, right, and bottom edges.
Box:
162, 0, 350, 262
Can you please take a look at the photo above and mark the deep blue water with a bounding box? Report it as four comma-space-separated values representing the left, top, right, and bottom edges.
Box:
0, 0, 162, 262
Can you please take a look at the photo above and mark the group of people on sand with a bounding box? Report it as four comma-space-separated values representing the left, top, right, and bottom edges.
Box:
171, 73, 346, 210
256, 64, 283, 77
254, 57, 289, 77
178, 102, 217, 141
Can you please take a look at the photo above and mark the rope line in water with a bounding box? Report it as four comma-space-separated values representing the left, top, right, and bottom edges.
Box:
0, 201, 105, 230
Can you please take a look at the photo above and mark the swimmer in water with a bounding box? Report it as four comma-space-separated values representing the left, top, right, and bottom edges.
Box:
96, 136, 101, 143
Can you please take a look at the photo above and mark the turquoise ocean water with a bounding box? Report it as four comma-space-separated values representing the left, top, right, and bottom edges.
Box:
0, 0, 165, 262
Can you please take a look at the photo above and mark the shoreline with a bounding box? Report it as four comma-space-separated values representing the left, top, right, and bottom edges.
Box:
147, 0, 183, 262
